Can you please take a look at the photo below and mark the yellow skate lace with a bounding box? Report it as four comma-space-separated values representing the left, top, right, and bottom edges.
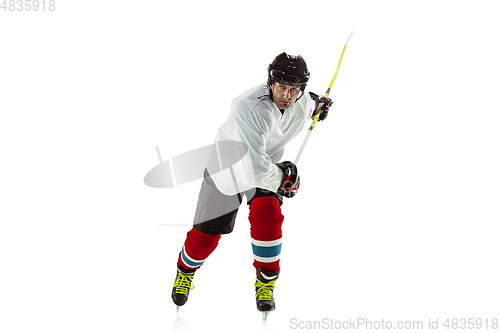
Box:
174, 269, 195, 295
255, 278, 276, 301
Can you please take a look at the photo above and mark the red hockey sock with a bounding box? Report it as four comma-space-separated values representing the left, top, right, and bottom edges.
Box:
248, 197, 284, 274
177, 228, 221, 271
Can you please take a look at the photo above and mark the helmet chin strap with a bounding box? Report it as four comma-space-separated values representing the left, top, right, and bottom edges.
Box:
295, 89, 305, 102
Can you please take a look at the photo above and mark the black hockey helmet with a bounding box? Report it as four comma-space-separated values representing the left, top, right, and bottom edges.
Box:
267, 52, 310, 89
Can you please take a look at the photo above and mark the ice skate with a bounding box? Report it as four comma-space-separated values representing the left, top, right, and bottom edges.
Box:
255, 267, 279, 320
171, 265, 195, 308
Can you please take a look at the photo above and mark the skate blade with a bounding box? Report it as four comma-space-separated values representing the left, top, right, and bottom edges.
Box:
262, 311, 270, 321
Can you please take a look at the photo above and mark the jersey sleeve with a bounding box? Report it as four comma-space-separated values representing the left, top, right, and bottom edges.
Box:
269, 147, 284, 164
232, 107, 284, 192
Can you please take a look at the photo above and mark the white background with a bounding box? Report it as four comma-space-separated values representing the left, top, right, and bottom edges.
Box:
1, 1, 499, 332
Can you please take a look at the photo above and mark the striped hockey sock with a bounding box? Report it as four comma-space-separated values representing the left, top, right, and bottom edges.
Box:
251, 238, 282, 273
248, 197, 284, 273
177, 228, 221, 271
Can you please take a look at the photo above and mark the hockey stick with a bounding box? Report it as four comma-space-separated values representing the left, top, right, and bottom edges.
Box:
294, 30, 354, 166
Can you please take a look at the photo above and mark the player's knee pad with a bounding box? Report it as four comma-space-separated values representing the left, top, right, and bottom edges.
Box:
186, 228, 221, 254
179, 228, 221, 270
248, 196, 284, 240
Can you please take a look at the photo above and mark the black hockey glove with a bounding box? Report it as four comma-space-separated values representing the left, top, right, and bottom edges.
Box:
309, 92, 333, 121
276, 161, 300, 198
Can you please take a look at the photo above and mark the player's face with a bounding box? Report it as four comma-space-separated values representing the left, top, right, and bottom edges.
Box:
270, 82, 302, 109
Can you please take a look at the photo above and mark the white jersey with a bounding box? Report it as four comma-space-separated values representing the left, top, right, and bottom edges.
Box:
208, 83, 315, 196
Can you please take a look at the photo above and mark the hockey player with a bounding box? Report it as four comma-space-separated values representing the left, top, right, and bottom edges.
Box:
171, 52, 332, 316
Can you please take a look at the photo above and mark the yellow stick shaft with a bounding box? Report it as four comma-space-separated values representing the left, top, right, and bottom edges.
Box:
309, 30, 354, 129
295, 31, 354, 165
